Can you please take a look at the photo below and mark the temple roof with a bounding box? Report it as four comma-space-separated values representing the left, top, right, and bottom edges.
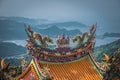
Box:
16, 24, 102, 80
41, 55, 102, 80
17, 54, 102, 80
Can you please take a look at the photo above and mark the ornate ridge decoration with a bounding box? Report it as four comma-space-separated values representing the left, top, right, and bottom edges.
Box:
25, 24, 96, 63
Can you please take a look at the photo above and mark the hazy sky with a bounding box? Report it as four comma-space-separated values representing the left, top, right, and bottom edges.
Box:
0, 0, 120, 33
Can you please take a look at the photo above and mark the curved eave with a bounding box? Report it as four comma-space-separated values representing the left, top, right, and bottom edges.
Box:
16, 51, 102, 80
40, 55, 102, 80
88, 53, 103, 77
39, 54, 101, 72
38, 50, 102, 77
38, 47, 100, 70
16, 58, 43, 80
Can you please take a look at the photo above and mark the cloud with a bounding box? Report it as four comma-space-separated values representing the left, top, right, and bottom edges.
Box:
0, 0, 120, 33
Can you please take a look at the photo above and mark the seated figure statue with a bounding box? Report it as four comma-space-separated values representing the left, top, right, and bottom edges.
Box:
56, 34, 70, 52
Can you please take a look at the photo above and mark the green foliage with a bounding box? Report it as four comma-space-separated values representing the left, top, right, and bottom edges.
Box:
93, 39, 120, 62
102, 49, 120, 79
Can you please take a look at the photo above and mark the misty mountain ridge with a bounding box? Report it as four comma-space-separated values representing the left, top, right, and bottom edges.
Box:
0, 19, 26, 40
35, 21, 88, 29
0, 41, 26, 58
0, 16, 120, 40
0, 16, 89, 31
0, 16, 51, 25
96, 32, 120, 39
0, 16, 88, 28
37, 25, 82, 37
103, 32, 120, 38
0, 19, 82, 40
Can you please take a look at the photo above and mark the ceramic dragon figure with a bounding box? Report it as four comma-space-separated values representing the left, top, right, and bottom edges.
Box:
24, 24, 53, 48
73, 24, 96, 48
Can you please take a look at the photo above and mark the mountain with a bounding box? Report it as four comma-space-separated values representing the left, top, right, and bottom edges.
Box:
0, 16, 51, 25
0, 42, 26, 58
35, 21, 88, 30
0, 20, 26, 40
36, 25, 82, 37
0, 17, 87, 29
94, 39, 120, 62
0, 19, 82, 40
38, 21, 87, 27
103, 32, 120, 38
95, 32, 120, 40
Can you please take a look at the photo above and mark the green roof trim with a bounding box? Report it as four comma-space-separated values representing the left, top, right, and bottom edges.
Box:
39, 55, 89, 64
88, 54, 103, 78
